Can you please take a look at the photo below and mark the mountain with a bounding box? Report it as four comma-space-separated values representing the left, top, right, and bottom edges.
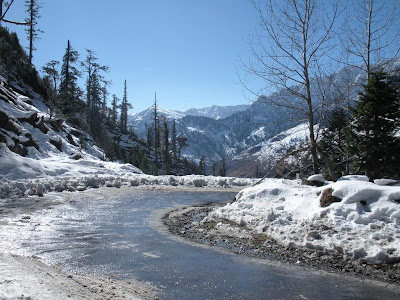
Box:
128, 106, 186, 138
128, 59, 400, 177
228, 123, 311, 178
128, 103, 250, 138
184, 104, 250, 120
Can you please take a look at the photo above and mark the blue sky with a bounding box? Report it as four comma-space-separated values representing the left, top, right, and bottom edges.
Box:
4, 0, 261, 113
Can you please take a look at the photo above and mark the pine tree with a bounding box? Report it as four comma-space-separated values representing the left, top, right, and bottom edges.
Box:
146, 123, 154, 149
24, 0, 42, 64
87, 72, 103, 135
320, 107, 349, 178
161, 116, 170, 171
177, 136, 187, 159
219, 158, 226, 177
111, 94, 120, 126
59, 40, 81, 113
42, 60, 59, 95
153, 93, 159, 166
199, 155, 206, 175
348, 71, 400, 181
171, 119, 177, 160
119, 80, 132, 132
211, 160, 216, 176
81, 49, 108, 131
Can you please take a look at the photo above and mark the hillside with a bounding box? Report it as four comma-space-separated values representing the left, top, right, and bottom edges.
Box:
127, 59, 400, 178
0, 79, 142, 178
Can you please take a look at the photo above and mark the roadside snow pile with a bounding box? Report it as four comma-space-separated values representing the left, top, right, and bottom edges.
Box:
205, 177, 400, 264
0, 146, 255, 198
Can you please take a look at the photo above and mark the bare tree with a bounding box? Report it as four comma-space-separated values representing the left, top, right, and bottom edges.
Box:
243, 0, 340, 174
342, 0, 400, 79
1, 0, 29, 25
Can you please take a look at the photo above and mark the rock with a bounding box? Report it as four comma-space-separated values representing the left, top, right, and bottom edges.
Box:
49, 138, 62, 152
303, 174, 326, 186
70, 151, 82, 160
36, 116, 49, 134
105, 181, 113, 187
76, 185, 86, 191
320, 188, 342, 207
67, 186, 76, 192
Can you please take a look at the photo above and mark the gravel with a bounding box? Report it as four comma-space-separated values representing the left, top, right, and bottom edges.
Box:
163, 202, 400, 285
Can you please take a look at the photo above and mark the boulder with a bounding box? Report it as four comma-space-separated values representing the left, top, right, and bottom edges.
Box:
320, 188, 342, 207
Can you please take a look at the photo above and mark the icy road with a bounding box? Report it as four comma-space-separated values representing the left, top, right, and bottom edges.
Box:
1, 188, 400, 299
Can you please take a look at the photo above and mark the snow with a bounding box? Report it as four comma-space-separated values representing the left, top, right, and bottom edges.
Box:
0, 83, 256, 199
187, 126, 205, 134
0, 253, 154, 299
205, 178, 400, 264
236, 123, 310, 164
308, 174, 326, 183
0, 143, 255, 198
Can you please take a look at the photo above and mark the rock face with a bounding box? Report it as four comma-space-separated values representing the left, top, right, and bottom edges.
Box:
320, 188, 342, 207
0, 82, 97, 160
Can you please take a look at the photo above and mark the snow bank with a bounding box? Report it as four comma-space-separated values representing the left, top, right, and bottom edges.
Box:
205, 178, 400, 264
0, 145, 255, 198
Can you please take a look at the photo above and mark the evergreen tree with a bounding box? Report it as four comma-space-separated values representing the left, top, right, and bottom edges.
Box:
153, 93, 159, 166
101, 81, 110, 116
81, 49, 108, 131
161, 116, 170, 171
59, 40, 81, 113
111, 94, 120, 126
211, 160, 216, 176
320, 107, 349, 178
24, 0, 42, 64
348, 71, 400, 181
87, 72, 103, 135
177, 136, 187, 159
42, 60, 59, 96
219, 158, 226, 177
199, 155, 206, 175
119, 80, 132, 132
146, 123, 154, 149
171, 119, 177, 160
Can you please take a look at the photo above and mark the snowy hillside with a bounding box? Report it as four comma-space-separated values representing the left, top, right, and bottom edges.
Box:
184, 104, 250, 120
126, 62, 376, 168
127, 103, 250, 139
204, 176, 400, 264
0, 82, 141, 190
228, 123, 311, 177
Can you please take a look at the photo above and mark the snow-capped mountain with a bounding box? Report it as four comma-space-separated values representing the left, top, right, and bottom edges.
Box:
128, 103, 250, 138
228, 123, 311, 177
184, 104, 250, 120
128, 58, 400, 176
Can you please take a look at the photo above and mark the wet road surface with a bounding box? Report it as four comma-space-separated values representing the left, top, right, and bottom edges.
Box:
4, 189, 400, 299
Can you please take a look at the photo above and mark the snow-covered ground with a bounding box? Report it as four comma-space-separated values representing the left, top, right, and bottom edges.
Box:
204, 176, 400, 264
0, 82, 256, 199
0, 144, 256, 199
0, 253, 155, 300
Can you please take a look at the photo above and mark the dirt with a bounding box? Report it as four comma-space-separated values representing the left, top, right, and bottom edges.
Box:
163, 202, 400, 285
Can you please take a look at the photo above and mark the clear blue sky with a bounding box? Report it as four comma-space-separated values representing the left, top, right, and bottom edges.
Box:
4, 0, 261, 113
